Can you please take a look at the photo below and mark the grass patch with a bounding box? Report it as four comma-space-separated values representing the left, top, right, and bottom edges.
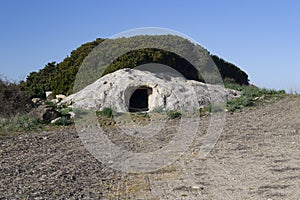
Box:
0, 114, 43, 134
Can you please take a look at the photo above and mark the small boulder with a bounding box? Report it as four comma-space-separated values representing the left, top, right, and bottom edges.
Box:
68, 111, 75, 119
51, 99, 59, 104
56, 94, 66, 101
31, 98, 41, 105
29, 105, 60, 123
45, 91, 53, 100
50, 117, 62, 124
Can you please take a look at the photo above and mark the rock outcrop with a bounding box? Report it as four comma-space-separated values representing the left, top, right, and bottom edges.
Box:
64, 68, 239, 112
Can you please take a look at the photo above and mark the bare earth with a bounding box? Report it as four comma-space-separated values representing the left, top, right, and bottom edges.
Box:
1, 96, 300, 199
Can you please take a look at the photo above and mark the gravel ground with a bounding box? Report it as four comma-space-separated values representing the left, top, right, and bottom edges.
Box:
1, 96, 300, 199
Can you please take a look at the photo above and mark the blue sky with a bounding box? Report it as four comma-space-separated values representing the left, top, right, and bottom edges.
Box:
0, 0, 299, 92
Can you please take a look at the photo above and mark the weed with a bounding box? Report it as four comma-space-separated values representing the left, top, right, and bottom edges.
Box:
167, 110, 182, 119
151, 106, 164, 113
60, 107, 73, 115
96, 107, 113, 118
199, 107, 208, 117
44, 100, 56, 108
54, 116, 71, 126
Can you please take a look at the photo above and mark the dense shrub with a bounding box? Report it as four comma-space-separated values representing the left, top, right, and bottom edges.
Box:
212, 56, 249, 85
22, 36, 249, 98
21, 62, 56, 98
0, 77, 32, 118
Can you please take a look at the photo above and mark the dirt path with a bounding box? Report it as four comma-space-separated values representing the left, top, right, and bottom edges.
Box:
1, 96, 300, 199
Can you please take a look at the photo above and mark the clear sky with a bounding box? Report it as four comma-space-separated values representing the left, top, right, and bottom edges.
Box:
0, 0, 299, 92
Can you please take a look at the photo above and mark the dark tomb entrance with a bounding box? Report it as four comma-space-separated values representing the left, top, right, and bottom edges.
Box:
129, 86, 152, 112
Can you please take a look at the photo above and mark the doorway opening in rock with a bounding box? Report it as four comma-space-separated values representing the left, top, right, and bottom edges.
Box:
129, 86, 152, 112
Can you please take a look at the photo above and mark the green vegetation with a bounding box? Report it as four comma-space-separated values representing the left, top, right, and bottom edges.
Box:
134, 112, 150, 118
167, 110, 182, 119
0, 101, 74, 134
22, 36, 249, 98
195, 81, 287, 115
212, 56, 249, 86
0, 76, 32, 118
20, 62, 57, 98
151, 106, 164, 113
0, 114, 42, 134
53, 116, 72, 126
44, 100, 57, 107
96, 107, 113, 118
225, 83, 286, 112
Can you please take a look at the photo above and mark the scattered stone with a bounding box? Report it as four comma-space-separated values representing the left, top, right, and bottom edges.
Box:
51, 117, 62, 124
45, 91, 53, 100
56, 94, 67, 101
31, 98, 41, 105
191, 185, 202, 190
254, 95, 265, 101
68, 111, 76, 119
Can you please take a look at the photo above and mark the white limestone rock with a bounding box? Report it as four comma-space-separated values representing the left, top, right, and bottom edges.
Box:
63, 68, 240, 112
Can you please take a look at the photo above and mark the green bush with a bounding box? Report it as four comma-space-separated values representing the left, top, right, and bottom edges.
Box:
0, 77, 32, 118
96, 107, 113, 118
242, 85, 261, 98
44, 100, 57, 108
167, 110, 182, 119
54, 116, 71, 126
59, 107, 73, 115
227, 96, 254, 112
22, 36, 249, 98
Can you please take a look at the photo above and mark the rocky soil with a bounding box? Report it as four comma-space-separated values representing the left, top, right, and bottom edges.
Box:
1, 96, 300, 199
